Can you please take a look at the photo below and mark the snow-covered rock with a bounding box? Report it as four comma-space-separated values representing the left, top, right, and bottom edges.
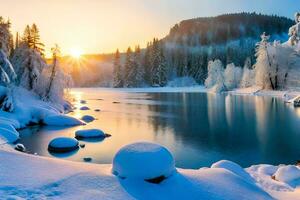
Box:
14, 143, 26, 152
211, 160, 254, 184
80, 100, 87, 104
81, 115, 95, 123
112, 142, 176, 181
48, 137, 79, 153
273, 165, 300, 184
80, 106, 90, 110
43, 114, 85, 126
75, 129, 108, 139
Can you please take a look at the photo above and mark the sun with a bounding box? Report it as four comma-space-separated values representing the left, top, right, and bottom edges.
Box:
70, 47, 83, 59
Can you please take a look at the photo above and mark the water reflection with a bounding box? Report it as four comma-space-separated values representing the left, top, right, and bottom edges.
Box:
18, 89, 300, 169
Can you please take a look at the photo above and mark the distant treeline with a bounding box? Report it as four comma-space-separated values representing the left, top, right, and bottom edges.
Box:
111, 13, 294, 87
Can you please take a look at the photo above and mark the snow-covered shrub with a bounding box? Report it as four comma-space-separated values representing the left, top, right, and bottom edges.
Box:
112, 142, 176, 181
224, 63, 242, 90
205, 60, 226, 92
240, 58, 255, 88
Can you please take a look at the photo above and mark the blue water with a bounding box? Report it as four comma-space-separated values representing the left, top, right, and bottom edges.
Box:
19, 89, 300, 169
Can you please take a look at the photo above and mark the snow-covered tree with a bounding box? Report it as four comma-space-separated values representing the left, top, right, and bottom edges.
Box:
288, 12, 300, 46
205, 59, 226, 92
240, 58, 254, 88
154, 46, 168, 86
0, 17, 16, 86
11, 43, 46, 90
113, 49, 123, 88
39, 44, 71, 104
133, 45, 144, 86
254, 32, 295, 90
123, 47, 134, 87
224, 63, 242, 90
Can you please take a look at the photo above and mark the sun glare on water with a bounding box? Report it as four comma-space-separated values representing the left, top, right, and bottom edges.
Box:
70, 47, 83, 59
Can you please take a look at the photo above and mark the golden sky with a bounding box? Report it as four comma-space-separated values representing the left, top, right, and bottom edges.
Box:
0, 0, 295, 57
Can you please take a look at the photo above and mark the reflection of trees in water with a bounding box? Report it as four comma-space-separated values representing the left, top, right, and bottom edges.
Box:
147, 93, 300, 166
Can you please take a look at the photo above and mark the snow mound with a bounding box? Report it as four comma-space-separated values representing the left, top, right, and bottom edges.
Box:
273, 165, 300, 184
81, 115, 95, 123
48, 137, 79, 153
167, 76, 198, 87
75, 129, 107, 139
43, 115, 86, 126
257, 164, 279, 176
211, 160, 254, 184
112, 142, 176, 181
80, 106, 90, 110
0, 123, 19, 143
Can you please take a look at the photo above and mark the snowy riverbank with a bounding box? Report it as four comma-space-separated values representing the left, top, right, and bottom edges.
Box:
1, 145, 300, 199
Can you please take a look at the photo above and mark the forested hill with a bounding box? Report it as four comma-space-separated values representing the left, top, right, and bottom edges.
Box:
157, 13, 294, 83
164, 13, 293, 46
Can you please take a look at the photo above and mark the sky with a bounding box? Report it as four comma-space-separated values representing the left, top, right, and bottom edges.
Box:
0, 0, 299, 57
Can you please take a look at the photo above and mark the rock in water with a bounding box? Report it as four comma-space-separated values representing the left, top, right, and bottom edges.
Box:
80, 100, 87, 104
83, 157, 92, 162
81, 115, 95, 123
80, 106, 90, 110
80, 143, 85, 148
112, 142, 176, 183
48, 137, 79, 153
14, 143, 26, 152
75, 129, 108, 139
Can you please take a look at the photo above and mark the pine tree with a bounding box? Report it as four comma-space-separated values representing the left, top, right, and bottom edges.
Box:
124, 47, 134, 87
113, 49, 123, 88
143, 42, 152, 85
30, 24, 45, 56
133, 45, 144, 86
22, 25, 32, 48
157, 46, 168, 86
22, 24, 45, 56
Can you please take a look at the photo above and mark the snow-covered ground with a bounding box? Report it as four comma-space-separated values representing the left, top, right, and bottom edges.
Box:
1, 144, 300, 199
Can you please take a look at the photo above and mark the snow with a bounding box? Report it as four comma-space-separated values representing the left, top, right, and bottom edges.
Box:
0, 123, 19, 143
81, 115, 95, 123
211, 160, 255, 184
273, 165, 300, 185
48, 137, 79, 153
0, 148, 277, 200
44, 114, 86, 126
75, 129, 106, 139
112, 142, 176, 180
